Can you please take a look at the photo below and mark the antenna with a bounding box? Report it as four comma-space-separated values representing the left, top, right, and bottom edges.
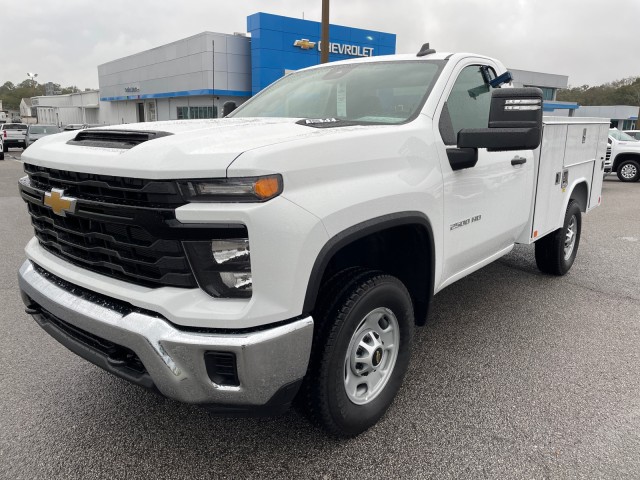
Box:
417, 43, 436, 57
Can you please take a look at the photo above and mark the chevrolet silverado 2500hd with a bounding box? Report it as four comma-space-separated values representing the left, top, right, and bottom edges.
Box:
605, 129, 640, 182
18, 49, 609, 437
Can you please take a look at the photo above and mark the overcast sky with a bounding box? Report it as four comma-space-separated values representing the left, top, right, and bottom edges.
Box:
4, 0, 639, 89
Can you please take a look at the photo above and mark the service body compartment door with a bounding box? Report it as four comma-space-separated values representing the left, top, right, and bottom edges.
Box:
564, 124, 599, 167
588, 124, 608, 211
530, 123, 567, 240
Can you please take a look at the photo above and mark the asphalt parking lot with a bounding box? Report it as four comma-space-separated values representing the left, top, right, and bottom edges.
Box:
0, 150, 638, 479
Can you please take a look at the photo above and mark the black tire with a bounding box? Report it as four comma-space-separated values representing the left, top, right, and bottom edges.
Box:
2, 144, 7, 153
302, 269, 414, 437
535, 200, 582, 275
616, 159, 640, 182
0, 151, 4, 160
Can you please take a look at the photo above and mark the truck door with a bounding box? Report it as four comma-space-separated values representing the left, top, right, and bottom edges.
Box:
434, 62, 535, 286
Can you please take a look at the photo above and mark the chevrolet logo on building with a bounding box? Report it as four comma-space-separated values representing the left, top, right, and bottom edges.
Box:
293, 39, 316, 50
43, 189, 77, 217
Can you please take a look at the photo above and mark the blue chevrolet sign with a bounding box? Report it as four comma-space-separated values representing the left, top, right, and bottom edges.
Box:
247, 12, 396, 95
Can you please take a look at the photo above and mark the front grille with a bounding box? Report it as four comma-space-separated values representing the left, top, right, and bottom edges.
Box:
606, 146, 612, 162
20, 167, 198, 289
24, 163, 186, 207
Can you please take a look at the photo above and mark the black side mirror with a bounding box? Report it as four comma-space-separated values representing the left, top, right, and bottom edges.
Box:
458, 87, 543, 151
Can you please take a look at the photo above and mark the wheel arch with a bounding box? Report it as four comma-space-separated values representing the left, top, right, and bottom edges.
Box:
302, 212, 436, 326
612, 153, 640, 171
569, 181, 589, 212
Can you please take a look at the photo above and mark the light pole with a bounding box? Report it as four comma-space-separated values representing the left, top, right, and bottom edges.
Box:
27, 72, 38, 88
320, 0, 329, 63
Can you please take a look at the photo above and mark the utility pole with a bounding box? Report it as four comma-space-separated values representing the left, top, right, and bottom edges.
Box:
320, 0, 329, 63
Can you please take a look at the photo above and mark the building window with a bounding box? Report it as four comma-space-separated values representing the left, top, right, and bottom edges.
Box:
528, 86, 556, 101
177, 106, 217, 120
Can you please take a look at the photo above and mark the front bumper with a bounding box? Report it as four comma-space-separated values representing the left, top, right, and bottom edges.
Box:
18, 260, 314, 412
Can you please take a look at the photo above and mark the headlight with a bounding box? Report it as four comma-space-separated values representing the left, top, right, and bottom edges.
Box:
184, 238, 252, 299
179, 175, 283, 202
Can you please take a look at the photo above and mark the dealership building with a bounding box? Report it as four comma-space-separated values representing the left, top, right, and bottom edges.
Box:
97, 12, 396, 124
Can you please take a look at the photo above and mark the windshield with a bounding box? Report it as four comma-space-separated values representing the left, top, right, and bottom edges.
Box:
29, 126, 59, 134
230, 60, 445, 125
609, 129, 638, 142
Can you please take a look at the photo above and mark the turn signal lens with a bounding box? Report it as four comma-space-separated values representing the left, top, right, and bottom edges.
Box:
254, 176, 281, 200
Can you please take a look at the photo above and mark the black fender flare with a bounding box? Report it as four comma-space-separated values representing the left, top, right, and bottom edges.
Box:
302, 211, 436, 325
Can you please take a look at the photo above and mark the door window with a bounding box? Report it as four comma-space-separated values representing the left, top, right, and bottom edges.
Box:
439, 65, 495, 145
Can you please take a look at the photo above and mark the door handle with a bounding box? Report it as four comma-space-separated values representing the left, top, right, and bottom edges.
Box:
511, 156, 527, 166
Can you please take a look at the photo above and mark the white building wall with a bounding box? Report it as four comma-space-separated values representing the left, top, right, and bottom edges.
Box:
98, 101, 137, 125
98, 32, 251, 100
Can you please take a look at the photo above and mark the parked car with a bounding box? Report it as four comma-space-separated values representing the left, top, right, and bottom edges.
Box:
1, 123, 27, 151
25, 125, 61, 147
605, 129, 640, 182
623, 130, 640, 141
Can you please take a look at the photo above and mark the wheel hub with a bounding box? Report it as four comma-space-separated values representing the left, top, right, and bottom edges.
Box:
621, 164, 637, 179
344, 307, 400, 405
372, 348, 383, 367
564, 215, 577, 260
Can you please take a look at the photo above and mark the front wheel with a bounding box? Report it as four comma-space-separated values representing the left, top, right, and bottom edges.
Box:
303, 270, 413, 437
617, 159, 640, 182
535, 200, 582, 275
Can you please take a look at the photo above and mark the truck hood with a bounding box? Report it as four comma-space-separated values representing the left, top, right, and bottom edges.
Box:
613, 140, 640, 151
21, 118, 361, 179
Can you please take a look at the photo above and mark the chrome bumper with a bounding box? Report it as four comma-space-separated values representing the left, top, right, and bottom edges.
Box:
18, 260, 314, 409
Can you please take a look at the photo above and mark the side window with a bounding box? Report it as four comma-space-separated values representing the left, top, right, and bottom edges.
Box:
439, 65, 495, 145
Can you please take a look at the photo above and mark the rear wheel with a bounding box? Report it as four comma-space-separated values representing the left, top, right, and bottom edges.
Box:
302, 269, 413, 437
535, 200, 582, 275
616, 159, 640, 182
0, 151, 4, 160
2, 144, 7, 153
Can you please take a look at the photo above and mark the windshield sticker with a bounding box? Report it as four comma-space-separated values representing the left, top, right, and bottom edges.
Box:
302, 118, 339, 124
337, 83, 347, 117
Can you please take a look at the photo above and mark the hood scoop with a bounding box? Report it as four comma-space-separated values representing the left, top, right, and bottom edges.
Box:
67, 129, 172, 149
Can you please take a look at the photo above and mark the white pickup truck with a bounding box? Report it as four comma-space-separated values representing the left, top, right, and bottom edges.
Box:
605, 129, 640, 182
1, 122, 28, 151
18, 49, 608, 436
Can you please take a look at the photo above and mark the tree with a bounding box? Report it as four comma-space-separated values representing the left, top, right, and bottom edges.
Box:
0, 79, 91, 111
558, 76, 640, 108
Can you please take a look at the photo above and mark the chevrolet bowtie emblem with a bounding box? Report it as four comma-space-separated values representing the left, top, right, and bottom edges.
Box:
43, 188, 77, 216
293, 38, 316, 50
